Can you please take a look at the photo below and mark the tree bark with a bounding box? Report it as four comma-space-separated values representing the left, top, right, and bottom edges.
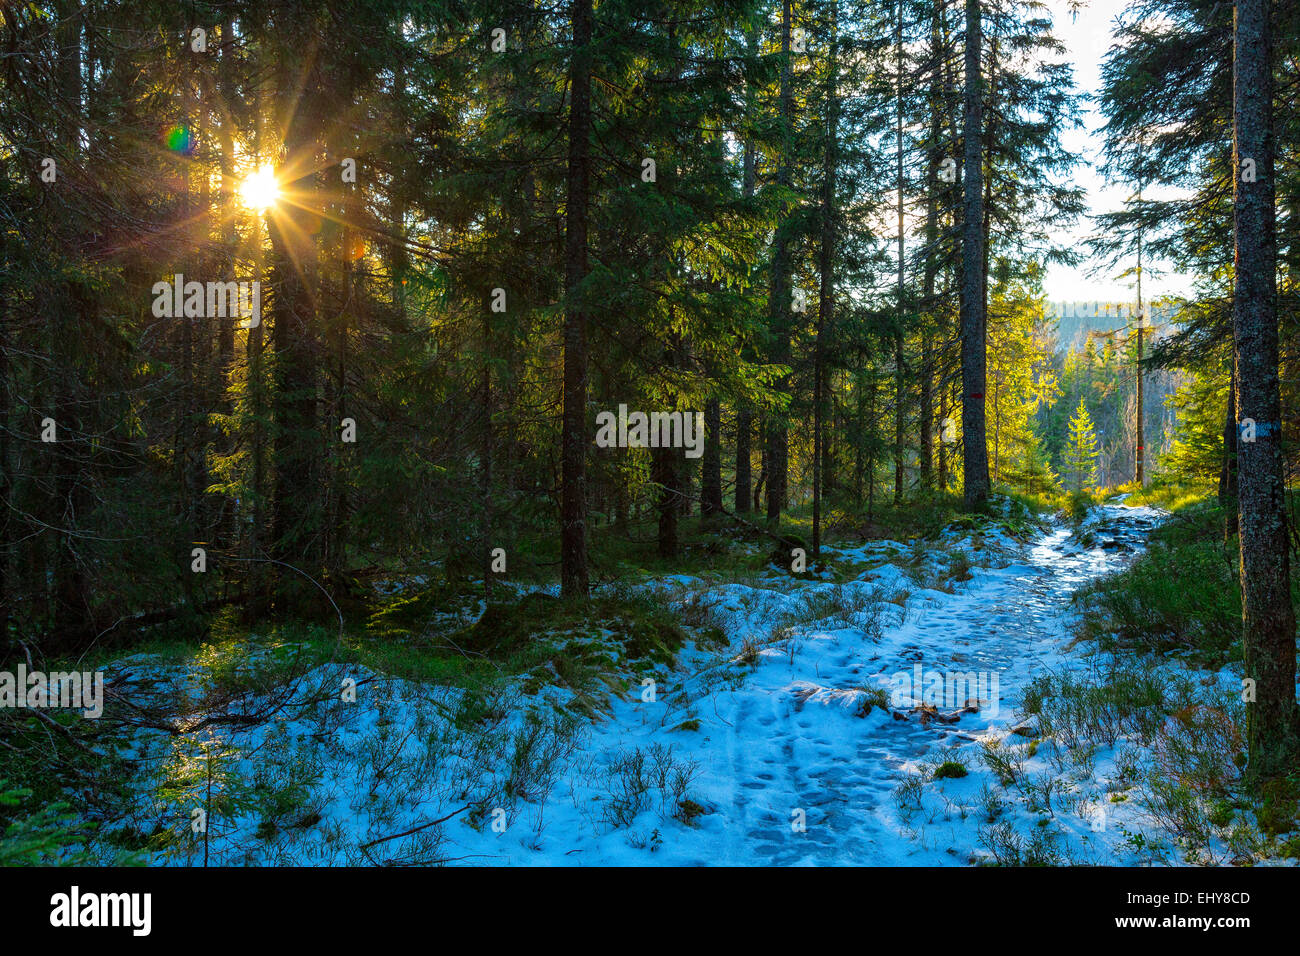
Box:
1219, 354, 1239, 538
560, 0, 593, 599
765, 0, 794, 526
267, 65, 323, 609
481, 305, 493, 599
815, 0, 840, 560
959, 0, 990, 511
702, 398, 723, 520
893, 0, 906, 506
1232, 0, 1300, 780
50, 0, 93, 642
918, 0, 942, 492
734, 30, 758, 516
654, 444, 678, 559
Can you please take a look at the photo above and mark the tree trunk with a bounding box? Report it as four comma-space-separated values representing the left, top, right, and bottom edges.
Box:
268, 73, 323, 609
481, 306, 493, 599
853, 372, 864, 508
894, 0, 906, 506
824, 371, 837, 493
50, 0, 93, 642
1219, 355, 1239, 538
959, 0, 990, 511
736, 409, 752, 514
214, 17, 240, 552
734, 31, 758, 517
328, 221, 351, 583
702, 397, 723, 521
815, 0, 839, 561
1135, 211, 1145, 486
765, 0, 794, 526
918, 0, 942, 492
1232, 0, 1300, 780
654, 445, 679, 559
0, 270, 10, 640
938, 375, 949, 490
560, 0, 593, 599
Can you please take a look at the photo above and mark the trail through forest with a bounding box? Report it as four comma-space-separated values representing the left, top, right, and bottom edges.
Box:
365, 499, 1171, 866
7, 0, 1300, 887
700, 501, 1162, 864
89, 500, 1266, 866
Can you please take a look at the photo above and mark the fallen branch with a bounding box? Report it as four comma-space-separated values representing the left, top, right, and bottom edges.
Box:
358, 803, 478, 851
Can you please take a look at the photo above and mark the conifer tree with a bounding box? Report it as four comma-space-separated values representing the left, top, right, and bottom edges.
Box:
1064, 398, 1100, 493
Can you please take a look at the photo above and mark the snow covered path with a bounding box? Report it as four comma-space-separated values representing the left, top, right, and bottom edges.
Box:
690, 504, 1162, 865
433, 501, 1166, 865
103, 502, 1173, 866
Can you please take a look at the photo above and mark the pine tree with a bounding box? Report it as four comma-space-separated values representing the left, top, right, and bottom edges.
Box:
1065, 398, 1100, 493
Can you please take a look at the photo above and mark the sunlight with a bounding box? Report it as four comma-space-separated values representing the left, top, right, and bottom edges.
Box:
238, 164, 280, 212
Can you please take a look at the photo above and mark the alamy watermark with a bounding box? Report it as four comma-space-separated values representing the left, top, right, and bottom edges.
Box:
0, 664, 104, 718
50, 886, 150, 936
594, 404, 704, 458
151, 273, 261, 328
889, 664, 1001, 717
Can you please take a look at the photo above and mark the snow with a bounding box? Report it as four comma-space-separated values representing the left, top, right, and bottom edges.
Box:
83, 501, 1287, 866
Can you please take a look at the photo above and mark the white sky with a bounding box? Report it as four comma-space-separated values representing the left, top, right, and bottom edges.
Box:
1042, 0, 1195, 303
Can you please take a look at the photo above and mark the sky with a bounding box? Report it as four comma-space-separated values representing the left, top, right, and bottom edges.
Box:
1041, 0, 1195, 305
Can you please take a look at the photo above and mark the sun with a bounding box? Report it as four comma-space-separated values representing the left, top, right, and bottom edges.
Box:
239, 164, 280, 212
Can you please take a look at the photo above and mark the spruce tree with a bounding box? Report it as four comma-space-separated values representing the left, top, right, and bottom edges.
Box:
1065, 398, 1099, 493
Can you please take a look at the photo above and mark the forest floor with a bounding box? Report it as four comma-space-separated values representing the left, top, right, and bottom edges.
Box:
60, 498, 1298, 866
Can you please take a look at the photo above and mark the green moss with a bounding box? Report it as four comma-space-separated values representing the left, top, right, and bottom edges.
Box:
696, 626, 729, 651
1256, 778, 1300, 838
934, 760, 969, 780
855, 687, 890, 717
447, 591, 691, 702
1208, 798, 1235, 828
365, 580, 480, 639
674, 798, 708, 825
460, 592, 567, 656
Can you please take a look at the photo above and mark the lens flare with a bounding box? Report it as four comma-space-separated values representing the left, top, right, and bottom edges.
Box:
239, 165, 280, 212
164, 125, 193, 155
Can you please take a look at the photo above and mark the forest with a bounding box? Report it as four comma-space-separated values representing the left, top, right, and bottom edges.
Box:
0, 0, 1298, 874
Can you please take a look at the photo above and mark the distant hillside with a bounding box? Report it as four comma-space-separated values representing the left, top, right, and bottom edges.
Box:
1037, 300, 1188, 486
1046, 301, 1181, 354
